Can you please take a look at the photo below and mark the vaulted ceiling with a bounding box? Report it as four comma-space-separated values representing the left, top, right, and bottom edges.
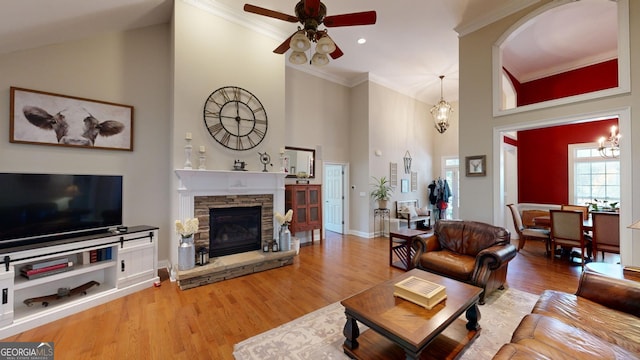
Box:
0, 0, 618, 105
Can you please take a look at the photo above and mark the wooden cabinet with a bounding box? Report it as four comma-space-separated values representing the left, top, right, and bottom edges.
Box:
285, 184, 322, 243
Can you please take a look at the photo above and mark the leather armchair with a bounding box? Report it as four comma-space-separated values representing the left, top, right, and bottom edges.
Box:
411, 220, 517, 304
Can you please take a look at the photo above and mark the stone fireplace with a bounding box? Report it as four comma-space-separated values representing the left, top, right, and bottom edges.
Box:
174, 170, 291, 289
193, 195, 273, 257
176, 169, 286, 254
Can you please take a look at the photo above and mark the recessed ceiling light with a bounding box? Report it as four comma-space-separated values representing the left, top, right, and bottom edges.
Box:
357, 38, 367, 45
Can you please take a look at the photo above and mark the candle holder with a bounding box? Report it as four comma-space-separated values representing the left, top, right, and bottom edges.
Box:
198, 151, 206, 170
184, 139, 193, 169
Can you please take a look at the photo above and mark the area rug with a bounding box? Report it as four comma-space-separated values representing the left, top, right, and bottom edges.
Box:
233, 287, 538, 359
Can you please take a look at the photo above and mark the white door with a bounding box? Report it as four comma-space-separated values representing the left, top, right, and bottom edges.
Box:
324, 164, 344, 234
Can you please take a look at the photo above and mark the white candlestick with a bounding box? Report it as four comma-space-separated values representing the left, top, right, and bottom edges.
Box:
199, 145, 205, 153
198, 153, 206, 170
185, 132, 192, 140
184, 139, 193, 169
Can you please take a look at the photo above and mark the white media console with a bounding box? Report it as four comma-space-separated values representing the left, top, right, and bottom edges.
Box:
0, 225, 158, 339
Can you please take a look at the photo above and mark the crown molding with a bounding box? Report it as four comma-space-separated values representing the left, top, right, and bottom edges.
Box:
455, 0, 541, 37
182, 0, 289, 42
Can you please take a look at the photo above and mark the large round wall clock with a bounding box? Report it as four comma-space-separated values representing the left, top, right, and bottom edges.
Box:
203, 86, 268, 151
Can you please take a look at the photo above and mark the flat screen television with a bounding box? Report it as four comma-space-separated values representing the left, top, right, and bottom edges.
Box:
0, 173, 123, 250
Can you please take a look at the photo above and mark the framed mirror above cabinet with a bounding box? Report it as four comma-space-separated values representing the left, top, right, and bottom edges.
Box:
284, 146, 315, 178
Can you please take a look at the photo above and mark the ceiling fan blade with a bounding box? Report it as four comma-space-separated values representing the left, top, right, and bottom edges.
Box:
330, 44, 344, 59
324, 11, 377, 27
303, 0, 321, 17
244, 4, 298, 23
273, 32, 296, 54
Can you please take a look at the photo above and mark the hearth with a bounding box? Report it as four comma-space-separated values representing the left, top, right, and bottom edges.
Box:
209, 206, 261, 257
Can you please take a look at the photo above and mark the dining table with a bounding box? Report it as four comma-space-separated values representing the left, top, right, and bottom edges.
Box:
533, 215, 593, 231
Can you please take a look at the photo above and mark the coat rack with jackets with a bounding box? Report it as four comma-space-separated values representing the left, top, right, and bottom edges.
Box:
428, 178, 451, 220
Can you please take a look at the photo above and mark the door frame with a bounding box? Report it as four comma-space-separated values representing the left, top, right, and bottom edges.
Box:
492, 106, 632, 265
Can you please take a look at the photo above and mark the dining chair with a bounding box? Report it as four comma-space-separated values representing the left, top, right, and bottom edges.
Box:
561, 204, 593, 253
521, 209, 550, 229
550, 209, 588, 269
507, 204, 550, 254
560, 204, 589, 219
591, 211, 620, 261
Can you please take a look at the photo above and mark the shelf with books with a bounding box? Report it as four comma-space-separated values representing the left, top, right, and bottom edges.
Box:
14, 258, 116, 291
0, 225, 159, 338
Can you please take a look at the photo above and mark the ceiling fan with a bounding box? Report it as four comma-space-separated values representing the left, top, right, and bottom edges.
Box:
244, 0, 376, 66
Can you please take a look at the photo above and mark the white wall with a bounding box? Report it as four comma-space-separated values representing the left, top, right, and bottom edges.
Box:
348, 82, 370, 235
367, 82, 433, 234
0, 25, 172, 261
169, 1, 287, 268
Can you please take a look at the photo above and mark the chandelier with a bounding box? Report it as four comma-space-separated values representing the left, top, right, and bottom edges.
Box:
288, 30, 336, 67
430, 75, 452, 134
598, 125, 620, 158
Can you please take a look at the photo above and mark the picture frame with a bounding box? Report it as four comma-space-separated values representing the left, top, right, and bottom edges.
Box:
10, 87, 134, 151
410, 171, 418, 192
465, 155, 486, 177
389, 162, 398, 186
401, 179, 409, 193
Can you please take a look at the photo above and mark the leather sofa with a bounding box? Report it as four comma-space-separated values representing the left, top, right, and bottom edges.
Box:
492, 270, 640, 359
411, 220, 517, 304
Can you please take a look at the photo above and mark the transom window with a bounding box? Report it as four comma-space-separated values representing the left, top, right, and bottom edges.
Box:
568, 143, 620, 207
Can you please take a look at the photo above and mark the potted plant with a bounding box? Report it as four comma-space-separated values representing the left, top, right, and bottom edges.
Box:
370, 176, 393, 209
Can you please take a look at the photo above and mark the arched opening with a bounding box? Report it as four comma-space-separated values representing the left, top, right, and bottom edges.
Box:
492, 0, 630, 115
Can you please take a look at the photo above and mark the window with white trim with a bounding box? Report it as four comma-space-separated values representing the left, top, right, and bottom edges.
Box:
568, 143, 620, 208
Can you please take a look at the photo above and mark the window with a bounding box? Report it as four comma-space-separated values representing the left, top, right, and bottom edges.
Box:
568, 143, 620, 207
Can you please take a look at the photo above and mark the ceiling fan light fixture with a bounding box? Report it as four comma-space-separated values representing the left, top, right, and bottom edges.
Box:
289, 51, 308, 65
289, 31, 311, 52
311, 52, 329, 66
315, 35, 336, 54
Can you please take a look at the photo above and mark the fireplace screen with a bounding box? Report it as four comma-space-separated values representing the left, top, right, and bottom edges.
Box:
209, 206, 262, 257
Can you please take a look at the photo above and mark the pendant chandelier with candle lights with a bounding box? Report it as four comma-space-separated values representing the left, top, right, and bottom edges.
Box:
598, 125, 620, 158
431, 75, 453, 134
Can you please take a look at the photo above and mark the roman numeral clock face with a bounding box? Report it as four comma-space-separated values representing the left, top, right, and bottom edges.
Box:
203, 86, 268, 150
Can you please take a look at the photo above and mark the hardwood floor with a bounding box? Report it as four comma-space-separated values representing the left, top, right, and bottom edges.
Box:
3, 231, 620, 359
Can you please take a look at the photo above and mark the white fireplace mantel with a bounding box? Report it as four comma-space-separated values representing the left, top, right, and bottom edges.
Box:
174, 169, 287, 220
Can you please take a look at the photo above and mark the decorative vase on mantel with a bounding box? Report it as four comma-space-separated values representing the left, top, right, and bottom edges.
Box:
279, 224, 291, 252
178, 235, 195, 271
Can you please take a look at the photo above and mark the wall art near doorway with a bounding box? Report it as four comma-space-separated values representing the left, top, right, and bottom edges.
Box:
10, 87, 133, 151
465, 155, 486, 177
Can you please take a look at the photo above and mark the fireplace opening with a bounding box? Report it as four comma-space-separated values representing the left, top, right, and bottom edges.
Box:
209, 206, 262, 257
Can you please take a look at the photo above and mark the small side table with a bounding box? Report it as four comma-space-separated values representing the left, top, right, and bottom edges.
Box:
389, 228, 430, 271
374, 208, 390, 237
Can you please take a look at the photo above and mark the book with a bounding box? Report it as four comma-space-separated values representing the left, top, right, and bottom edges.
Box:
393, 276, 447, 310
21, 264, 74, 280
21, 262, 70, 276
90, 250, 98, 263
24, 257, 68, 270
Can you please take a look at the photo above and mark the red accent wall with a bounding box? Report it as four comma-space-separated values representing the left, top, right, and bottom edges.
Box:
517, 119, 618, 205
515, 59, 618, 106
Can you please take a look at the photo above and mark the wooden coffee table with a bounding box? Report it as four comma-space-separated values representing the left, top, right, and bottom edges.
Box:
341, 269, 483, 359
